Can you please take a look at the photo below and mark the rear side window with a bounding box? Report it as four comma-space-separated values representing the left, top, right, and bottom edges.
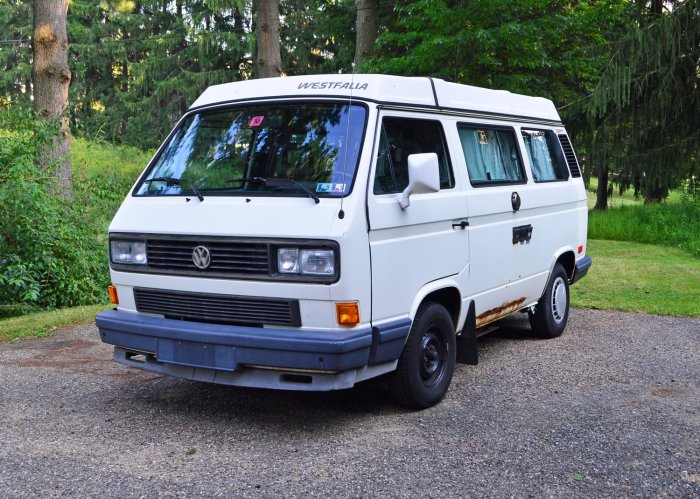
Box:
521, 129, 569, 182
373, 117, 454, 194
458, 126, 525, 185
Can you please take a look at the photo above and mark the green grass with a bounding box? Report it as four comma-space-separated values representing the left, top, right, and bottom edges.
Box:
0, 304, 112, 343
571, 239, 700, 316
585, 177, 683, 209
72, 137, 152, 177
588, 201, 700, 257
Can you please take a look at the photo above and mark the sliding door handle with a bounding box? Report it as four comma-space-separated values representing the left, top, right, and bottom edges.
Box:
511, 192, 521, 211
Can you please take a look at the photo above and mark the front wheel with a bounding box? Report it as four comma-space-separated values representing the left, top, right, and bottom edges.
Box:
529, 263, 570, 338
388, 302, 456, 409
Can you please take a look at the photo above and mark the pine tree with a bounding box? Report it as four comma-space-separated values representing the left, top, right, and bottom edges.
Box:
0, 0, 32, 106
581, 0, 700, 205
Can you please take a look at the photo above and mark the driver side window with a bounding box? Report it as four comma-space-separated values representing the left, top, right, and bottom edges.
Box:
373, 117, 454, 195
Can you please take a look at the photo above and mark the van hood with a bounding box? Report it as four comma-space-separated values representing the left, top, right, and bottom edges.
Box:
109, 195, 346, 239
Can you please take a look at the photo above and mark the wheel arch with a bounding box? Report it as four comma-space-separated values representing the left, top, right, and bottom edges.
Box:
554, 249, 576, 282
409, 280, 462, 331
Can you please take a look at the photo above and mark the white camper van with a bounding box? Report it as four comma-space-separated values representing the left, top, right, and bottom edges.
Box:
96, 74, 591, 408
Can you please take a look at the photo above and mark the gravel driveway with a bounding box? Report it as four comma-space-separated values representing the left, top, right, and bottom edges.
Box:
0, 309, 698, 498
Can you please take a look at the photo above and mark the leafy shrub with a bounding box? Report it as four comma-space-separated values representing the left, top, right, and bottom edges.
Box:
0, 303, 40, 319
0, 110, 113, 308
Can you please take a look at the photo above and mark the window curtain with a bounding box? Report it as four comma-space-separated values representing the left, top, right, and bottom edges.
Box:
459, 128, 522, 182
523, 133, 557, 181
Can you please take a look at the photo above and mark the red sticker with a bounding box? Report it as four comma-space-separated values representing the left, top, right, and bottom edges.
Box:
249, 116, 264, 127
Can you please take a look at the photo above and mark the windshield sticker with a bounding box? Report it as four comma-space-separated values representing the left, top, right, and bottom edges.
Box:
316, 183, 346, 193
249, 116, 264, 127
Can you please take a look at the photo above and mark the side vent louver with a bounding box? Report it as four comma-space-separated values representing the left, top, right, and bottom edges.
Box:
558, 134, 581, 178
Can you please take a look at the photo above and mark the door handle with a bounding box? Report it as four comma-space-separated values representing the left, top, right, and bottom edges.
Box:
511, 191, 521, 211
452, 220, 469, 230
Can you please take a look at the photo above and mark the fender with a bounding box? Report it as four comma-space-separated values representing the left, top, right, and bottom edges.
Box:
408, 264, 470, 329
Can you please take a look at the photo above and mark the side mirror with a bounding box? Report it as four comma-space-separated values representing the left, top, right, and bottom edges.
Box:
398, 153, 440, 210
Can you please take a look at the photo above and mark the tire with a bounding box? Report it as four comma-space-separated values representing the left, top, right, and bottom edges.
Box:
529, 263, 570, 338
389, 302, 456, 409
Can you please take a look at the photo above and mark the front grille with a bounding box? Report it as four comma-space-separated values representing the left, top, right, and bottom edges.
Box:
558, 134, 582, 178
147, 239, 270, 275
134, 288, 301, 327
110, 234, 340, 283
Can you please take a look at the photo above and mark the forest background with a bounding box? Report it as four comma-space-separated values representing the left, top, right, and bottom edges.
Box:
0, 0, 698, 324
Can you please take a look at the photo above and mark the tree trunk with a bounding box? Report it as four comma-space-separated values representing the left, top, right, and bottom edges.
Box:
354, 0, 379, 65
644, 178, 667, 203
32, 0, 72, 198
254, 0, 282, 79
594, 164, 609, 210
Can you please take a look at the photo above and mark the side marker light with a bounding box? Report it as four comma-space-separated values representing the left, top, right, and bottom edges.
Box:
336, 302, 360, 326
108, 285, 119, 305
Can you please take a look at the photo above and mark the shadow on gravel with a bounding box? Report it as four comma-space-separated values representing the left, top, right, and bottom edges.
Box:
114, 378, 401, 431
102, 313, 551, 428
484, 313, 548, 341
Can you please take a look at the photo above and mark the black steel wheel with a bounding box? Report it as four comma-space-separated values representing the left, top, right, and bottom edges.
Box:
389, 302, 456, 409
529, 263, 570, 338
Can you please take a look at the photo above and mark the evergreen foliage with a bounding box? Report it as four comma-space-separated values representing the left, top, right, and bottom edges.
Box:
0, 0, 32, 107
0, 0, 359, 149
578, 0, 700, 203
68, 1, 254, 149
364, 0, 633, 107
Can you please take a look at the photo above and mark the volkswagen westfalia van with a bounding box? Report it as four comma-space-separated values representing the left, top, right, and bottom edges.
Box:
96, 74, 591, 408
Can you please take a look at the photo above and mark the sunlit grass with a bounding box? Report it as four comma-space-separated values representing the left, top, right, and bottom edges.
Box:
571, 239, 700, 316
0, 304, 112, 343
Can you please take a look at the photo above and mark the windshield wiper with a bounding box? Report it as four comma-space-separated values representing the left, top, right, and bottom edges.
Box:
225, 176, 320, 204
143, 176, 204, 202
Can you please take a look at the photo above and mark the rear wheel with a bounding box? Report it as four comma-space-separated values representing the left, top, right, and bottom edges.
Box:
529, 263, 570, 338
389, 302, 456, 409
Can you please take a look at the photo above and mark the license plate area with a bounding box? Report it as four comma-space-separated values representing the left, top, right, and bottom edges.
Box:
156, 338, 237, 371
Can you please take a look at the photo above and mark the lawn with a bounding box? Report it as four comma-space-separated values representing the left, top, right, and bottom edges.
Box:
0, 304, 112, 343
585, 177, 684, 209
571, 239, 700, 316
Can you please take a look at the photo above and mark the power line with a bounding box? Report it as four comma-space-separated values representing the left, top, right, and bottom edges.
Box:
0, 39, 30, 46
0, 29, 246, 49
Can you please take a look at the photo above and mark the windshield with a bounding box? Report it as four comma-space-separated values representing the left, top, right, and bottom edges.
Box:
135, 102, 367, 199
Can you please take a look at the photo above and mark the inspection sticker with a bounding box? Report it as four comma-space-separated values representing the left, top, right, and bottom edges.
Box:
249, 116, 264, 127
316, 183, 346, 193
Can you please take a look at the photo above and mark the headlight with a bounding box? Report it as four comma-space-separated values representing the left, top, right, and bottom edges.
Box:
277, 248, 335, 276
277, 248, 299, 273
300, 249, 334, 275
110, 240, 147, 265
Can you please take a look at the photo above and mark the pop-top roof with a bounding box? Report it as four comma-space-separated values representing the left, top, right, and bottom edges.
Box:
190, 74, 561, 123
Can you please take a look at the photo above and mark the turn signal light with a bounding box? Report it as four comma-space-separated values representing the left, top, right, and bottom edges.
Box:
336, 302, 359, 326
108, 284, 119, 305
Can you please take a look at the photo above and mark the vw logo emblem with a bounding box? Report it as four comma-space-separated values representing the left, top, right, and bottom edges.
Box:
192, 246, 212, 270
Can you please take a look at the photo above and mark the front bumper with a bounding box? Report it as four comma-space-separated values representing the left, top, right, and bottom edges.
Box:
96, 309, 410, 389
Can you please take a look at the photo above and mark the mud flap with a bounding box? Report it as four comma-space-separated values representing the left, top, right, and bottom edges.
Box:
456, 300, 478, 365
